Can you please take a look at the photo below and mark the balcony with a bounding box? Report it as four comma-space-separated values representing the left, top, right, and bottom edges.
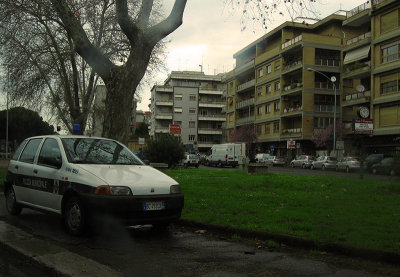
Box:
346, 1, 371, 18
199, 100, 225, 108
154, 127, 170, 133
154, 86, 173, 93
237, 79, 255, 92
198, 114, 226, 121
236, 116, 254, 125
282, 58, 302, 73
234, 59, 255, 75
342, 91, 371, 107
281, 128, 302, 137
314, 59, 340, 67
199, 89, 223, 95
281, 35, 302, 50
282, 105, 303, 115
314, 82, 338, 90
198, 128, 223, 135
343, 61, 371, 79
236, 98, 255, 109
155, 112, 173, 120
155, 99, 173, 106
283, 83, 303, 92
345, 32, 371, 47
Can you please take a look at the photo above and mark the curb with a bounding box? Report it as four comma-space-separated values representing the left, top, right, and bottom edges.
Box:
177, 219, 400, 265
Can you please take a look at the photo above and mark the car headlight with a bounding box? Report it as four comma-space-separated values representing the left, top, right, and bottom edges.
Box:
94, 185, 132, 196
170, 184, 181, 194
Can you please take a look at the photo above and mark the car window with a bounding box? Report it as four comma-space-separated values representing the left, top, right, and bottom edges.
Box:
38, 138, 62, 168
19, 138, 42, 163
62, 138, 144, 165
12, 139, 28, 160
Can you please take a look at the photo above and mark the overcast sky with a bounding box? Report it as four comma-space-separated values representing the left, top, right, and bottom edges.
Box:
136, 0, 367, 111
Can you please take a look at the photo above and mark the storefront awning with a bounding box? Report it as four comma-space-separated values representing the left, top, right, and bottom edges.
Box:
343, 45, 370, 65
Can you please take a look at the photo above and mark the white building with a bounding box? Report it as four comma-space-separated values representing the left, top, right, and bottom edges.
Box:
149, 71, 226, 152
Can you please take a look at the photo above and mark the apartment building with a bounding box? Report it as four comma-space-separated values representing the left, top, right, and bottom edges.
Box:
225, 0, 400, 158
149, 71, 225, 152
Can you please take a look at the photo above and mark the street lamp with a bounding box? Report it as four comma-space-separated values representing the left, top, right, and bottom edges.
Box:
307, 67, 337, 156
4, 65, 9, 159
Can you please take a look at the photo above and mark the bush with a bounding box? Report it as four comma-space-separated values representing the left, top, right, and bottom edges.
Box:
143, 134, 185, 168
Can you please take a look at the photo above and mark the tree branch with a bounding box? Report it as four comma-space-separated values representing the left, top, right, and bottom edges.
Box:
50, 0, 115, 82
115, 0, 139, 45
146, 0, 187, 46
136, 0, 153, 29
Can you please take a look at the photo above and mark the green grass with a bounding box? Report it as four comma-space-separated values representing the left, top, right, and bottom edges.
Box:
167, 169, 400, 254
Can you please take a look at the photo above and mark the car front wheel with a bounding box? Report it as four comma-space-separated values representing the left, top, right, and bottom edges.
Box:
64, 196, 86, 236
290, 163, 294, 168
5, 186, 22, 216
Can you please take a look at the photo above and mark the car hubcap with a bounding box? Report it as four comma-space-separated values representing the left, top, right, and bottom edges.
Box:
68, 203, 81, 230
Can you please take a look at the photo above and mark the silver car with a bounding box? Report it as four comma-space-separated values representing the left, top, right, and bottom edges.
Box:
267, 156, 286, 166
336, 157, 360, 173
290, 155, 315, 168
311, 156, 338, 170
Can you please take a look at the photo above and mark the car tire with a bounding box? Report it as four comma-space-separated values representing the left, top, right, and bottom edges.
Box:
5, 186, 22, 216
301, 164, 305, 169
346, 166, 350, 173
290, 163, 294, 168
310, 165, 314, 170
63, 196, 87, 236
322, 165, 326, 171
372, 168, 377, 175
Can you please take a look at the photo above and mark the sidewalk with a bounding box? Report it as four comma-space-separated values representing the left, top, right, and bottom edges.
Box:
0, 221, 123, 277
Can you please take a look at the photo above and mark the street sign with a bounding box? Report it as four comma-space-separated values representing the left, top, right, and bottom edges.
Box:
169, 124, 181, 135
138, 137, 145, 145
287, 139, 296, 149
354, 119, 373, 134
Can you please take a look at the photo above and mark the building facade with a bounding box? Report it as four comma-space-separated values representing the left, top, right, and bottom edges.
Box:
224, 0, 400, 159
149, 71, 225, 152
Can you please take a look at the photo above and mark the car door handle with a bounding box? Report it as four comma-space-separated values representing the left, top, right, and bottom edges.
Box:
33, 169, 38, 174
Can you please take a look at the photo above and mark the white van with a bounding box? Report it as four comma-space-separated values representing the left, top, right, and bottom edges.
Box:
207, 143, 245, 167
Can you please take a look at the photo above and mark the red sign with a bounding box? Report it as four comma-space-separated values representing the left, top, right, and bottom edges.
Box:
170, 124, 181, 135
287, 139, 296, 149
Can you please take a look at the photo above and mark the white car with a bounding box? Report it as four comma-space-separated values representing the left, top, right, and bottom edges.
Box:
4, 135, 184, 235
183, 154, 199, 168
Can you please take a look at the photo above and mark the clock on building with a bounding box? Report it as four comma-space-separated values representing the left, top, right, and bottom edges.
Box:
357, 106, 370, 119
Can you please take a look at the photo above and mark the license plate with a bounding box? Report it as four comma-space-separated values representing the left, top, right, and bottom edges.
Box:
143, 201, 165, 211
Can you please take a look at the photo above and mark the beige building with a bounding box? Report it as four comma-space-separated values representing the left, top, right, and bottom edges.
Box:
224, 0, 400, 158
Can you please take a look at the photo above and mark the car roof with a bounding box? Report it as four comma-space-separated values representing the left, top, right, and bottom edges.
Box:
26, 135, 116, 141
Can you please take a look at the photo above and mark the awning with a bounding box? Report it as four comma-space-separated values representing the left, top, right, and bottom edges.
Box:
343, 45, 370, 65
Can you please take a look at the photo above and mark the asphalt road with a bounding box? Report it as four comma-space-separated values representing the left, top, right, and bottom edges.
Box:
1, 195, 399, 277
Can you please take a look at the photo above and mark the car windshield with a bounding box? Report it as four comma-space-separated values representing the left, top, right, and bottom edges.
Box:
62, 138, 144, 165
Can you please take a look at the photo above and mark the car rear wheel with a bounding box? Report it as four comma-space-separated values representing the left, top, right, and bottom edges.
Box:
290, 163, 294, 168
5, 186, 22, 216
64, 196, 86, 236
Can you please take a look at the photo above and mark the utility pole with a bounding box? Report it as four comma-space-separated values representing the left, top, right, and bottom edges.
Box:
5, 65, 9, 159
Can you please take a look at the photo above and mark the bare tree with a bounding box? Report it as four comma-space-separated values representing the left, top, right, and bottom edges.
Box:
0, 0, 168, 137
225, 0, 319, 31
44, 0, 187, 143
229, 124, 256, 157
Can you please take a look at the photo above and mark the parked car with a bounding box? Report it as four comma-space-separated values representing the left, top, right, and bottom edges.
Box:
255, 153, 271, 163
371, 157, 398, 176
311, 156, 337, 170
336, 156, 360, 172
290, 155, 315, 168
266, 156, 286, 166
3, 135, 184, 236
365, 153, 384, 172
183, 154, 199, 168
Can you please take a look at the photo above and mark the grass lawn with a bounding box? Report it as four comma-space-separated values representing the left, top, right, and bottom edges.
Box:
167, 169, 400, 254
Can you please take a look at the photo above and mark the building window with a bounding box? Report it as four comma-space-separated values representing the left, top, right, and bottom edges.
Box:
274, 60, 281, 71
381, 42, 399, 63
380, 9, 398, 34
258, 68, 264, 77
343, 79, 353, 88
175, 94, 183, 101
267, 64, 272, 74
256, 124, 262, 135
314, 95, 336, 112
190, 95, 196, 101
314, 117, 333, 129
189, 108, 196, 114
230, 82, 233, 89
266, 84, 272, 94
381, 80, 398, 94
274, 81, 280, 92
189, 121, 196, 128
189, 135, 195, 141
200, 109, 208, 116
257, 106, 263, 115
266, 103, 271, 113
273, 121, 279, 133
265, 124, 270, 134
257, 86, 263, 96
229, 113, 233, 122
274, 101, 280, 111
174, 107, 182, 113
